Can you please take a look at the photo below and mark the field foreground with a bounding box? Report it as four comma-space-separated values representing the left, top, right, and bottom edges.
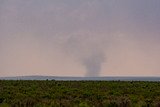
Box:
0, 80, 160, 107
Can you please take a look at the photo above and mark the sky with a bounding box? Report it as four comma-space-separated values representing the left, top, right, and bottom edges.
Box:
0, 0, 160, 77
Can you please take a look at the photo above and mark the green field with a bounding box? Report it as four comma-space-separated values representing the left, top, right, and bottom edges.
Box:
0, 80, 160, 107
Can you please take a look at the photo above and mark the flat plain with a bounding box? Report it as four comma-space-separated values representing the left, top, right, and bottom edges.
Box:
0, 80, 160, 107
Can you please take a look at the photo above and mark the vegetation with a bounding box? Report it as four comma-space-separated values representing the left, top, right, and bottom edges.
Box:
0, 80, 160, 107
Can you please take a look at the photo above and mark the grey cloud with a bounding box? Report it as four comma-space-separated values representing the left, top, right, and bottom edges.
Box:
0, 0, 160, 77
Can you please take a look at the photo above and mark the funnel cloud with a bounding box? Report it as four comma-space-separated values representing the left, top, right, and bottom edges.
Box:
0, 0, 160, 77
64, 33, 106, 76
82, 52, 105, 77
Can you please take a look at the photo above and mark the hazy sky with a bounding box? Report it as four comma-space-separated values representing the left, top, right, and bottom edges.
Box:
0, 0, 160, 77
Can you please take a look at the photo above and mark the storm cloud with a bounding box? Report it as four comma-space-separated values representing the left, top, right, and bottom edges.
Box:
0, 0, 160, 77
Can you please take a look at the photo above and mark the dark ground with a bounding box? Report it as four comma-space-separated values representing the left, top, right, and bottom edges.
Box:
0, 80, 160, 107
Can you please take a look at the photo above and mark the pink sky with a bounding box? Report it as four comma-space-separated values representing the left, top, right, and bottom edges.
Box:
0, 0, 160, 77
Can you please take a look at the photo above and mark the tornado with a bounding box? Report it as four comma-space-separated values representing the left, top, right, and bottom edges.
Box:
82, 52, 105, 77
64, 34, 106, 77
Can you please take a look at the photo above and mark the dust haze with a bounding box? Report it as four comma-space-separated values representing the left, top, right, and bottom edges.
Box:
0, 0, 160, 77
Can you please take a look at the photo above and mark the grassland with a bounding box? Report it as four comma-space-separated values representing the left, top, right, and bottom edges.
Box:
0, 80, 160, 107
